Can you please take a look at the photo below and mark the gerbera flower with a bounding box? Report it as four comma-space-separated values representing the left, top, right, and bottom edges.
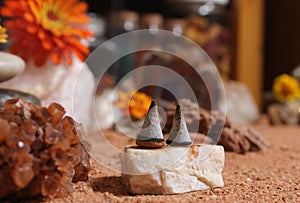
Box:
0, 25, 8, 43
273, 74, 300, 102
0, 0, 94, 66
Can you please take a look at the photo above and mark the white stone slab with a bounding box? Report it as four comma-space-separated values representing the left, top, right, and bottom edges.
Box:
121, 144, 225, 194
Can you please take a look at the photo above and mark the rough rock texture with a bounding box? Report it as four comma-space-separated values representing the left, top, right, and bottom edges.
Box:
19, 118, 300, 203
0, 98, 90, 200
267, 103, 284, 125
216, 126, 269, 154
267, 101, 300, 125
121, 145, 225, 194
164, 99, 268, 154
164, 99, 231, 135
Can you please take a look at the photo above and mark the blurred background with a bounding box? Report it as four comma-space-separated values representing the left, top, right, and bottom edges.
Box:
83, 0, 300, 111
1, 0, 300, 114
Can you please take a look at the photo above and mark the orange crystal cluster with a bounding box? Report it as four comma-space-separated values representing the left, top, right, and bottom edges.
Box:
0, 98, 90, 200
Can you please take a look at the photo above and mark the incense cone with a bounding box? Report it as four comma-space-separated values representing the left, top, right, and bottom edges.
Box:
166, 104, 192, 146
136, 101, 165, 148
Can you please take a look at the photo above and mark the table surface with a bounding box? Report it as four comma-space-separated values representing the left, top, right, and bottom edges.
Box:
26, 120, 300, 203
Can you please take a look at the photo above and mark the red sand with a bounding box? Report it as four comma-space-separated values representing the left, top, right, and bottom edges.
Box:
25, 121, 300, 203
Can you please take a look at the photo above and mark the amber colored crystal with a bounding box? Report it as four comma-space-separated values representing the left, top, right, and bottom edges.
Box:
38, 150, 56, 172
0, 118, 9, 144
61, 116, 79, 145
5, 134, 19, 148
44, 123, 63, 145
33, 107, 50, 125
41, 174, 60, 198
22, 119, 38, 135
19, 120, 37, 145
50, 149, 69, 167
72, 143, 91, 183
0, 98, 90, 200
3, 98, 22, 114
47, 103, 66, 125
10, 151, 34, 188
11, 163, 35, 189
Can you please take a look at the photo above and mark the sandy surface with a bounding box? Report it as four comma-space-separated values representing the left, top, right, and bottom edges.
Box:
21, 121, 300, 203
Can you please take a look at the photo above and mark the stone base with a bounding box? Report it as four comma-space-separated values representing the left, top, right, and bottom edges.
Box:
121, 145, 225, 195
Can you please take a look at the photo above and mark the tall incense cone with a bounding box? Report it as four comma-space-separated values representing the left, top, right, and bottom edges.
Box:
166, 104, 192, 146
136, 101, 165, 148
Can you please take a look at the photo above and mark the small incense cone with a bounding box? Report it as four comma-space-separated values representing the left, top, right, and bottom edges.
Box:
136, 101, 165, 148
166, 104, 192, 146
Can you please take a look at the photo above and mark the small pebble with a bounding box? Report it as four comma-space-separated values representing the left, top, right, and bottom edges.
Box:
0, 52, 25, 82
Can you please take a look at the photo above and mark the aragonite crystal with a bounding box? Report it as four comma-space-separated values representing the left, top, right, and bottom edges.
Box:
0, 98, 90, 200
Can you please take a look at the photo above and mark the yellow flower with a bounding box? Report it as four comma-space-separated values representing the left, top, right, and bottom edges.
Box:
115, 91, 152, 119
129, 92, 152, 119
0, 26, 8, 43
273, 74, 300, 102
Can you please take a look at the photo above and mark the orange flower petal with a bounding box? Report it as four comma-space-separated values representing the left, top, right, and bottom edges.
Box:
53, 36, 65, 48
24, 12, 35, 22
38, 30, 47, 40
42, 40, 53, 50
50, 51, 61, 65
2, 0, 93, 67
26, 25, 38, 33
72, 46, 86, 62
